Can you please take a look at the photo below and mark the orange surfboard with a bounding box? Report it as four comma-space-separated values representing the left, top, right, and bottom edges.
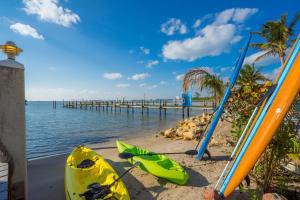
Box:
220, 35, 300, 197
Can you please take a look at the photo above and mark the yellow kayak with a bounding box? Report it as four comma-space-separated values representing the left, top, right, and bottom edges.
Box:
65, 146, 130, 200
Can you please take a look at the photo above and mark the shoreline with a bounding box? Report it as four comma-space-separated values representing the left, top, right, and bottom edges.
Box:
26, 118, 180, 161
28, 119, 251, 200
26, 100, 204, 160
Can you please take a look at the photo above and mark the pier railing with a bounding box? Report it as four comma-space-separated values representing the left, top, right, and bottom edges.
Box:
60, 99, 214, 118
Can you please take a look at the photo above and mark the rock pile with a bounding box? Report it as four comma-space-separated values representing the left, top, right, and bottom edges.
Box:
160, 113, 235, 148
161, 113, 212, 140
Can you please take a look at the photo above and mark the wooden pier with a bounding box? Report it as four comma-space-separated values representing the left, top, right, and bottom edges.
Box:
60, 99, 214, 118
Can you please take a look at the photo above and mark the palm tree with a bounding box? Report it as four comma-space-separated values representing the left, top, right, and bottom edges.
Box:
182, 68, 224, 108
182, 68, 209, 93
201, 74, 225, 107
237, 64, 267, 88
251, 12, 300, 65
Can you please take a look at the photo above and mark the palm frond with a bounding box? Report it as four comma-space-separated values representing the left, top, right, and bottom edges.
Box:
182, 68, 209, 92
280, 14, 288, 26
254, 50, 276, 63
250, 43, 271, 50
288, 12, 300, 31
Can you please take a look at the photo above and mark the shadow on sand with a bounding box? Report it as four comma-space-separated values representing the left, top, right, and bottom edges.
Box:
202, 155, 230, 161
184, 166, 209, 187
106, 159, 157, 200
226, 190, 251, 200
107, 158, 210, 199
185, 155, 230, 168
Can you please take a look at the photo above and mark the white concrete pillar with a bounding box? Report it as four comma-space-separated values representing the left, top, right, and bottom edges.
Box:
0, 41, 27, 199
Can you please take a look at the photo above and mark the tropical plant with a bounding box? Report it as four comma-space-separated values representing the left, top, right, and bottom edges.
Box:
228, 67, 300, 198
200, 74, 225, 107
251, 12, 300, 65
237, 64, 267, 88
227, 13, 300, 199
253, 108, 300, 196
182, 68, 225, 108
227, 65, 271, 138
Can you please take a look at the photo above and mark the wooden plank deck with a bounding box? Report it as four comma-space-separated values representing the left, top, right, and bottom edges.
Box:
0, 163, 8, 200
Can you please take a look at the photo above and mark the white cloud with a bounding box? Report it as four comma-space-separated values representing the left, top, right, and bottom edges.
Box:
163, 24, 241, 61
214, 8, 258, 25
116, 83, 130, 88
176, 74, 184, 81
220, 66, 233, 72
159, 81, 168, 85
145, 60, 159, 68
140, 46, 150, 55
148, 84, 158, 90
139, 83, 147, 87
10, 22, 44, 40
193, 19, 201, 28
161, 18, 187, 36
244, 50, 279, 67
233, 8, 258, 23
136, 60, 144, 64
214, 9, 235, 25
162, 8, 258, 61
128, 73, 150, 81
103, 73, 122, 80
0, 17, 14, 24
22, 0, 80, 27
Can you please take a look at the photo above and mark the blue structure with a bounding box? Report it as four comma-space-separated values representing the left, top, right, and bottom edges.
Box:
197, 34, 252, 160
182, 91, 192, 107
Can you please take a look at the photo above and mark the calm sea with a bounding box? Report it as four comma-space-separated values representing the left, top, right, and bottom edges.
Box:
26, 101, 203, 159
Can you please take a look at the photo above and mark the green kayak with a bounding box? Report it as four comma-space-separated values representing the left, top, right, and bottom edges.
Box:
116, 141, 189, 185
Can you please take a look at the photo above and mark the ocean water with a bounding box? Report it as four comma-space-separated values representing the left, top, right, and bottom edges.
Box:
26, 101, 204, 159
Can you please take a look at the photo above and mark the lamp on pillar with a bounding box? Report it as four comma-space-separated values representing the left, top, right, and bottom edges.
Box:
0, 41, 23, 60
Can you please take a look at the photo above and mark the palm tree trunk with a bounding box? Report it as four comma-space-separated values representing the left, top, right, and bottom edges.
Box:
214, 90, 217, 108
279, 54, 285, 65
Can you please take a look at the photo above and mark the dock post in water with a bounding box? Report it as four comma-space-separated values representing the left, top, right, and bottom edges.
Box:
0, 41, 27, 199
52, 100, 57, 109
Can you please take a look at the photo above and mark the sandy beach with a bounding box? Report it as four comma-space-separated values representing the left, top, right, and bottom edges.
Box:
28, 120, 250, 200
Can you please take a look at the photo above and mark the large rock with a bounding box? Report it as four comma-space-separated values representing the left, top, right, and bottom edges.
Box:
176, 128, 184, 137
164, 128, 176, 138
183, 131, 194, 140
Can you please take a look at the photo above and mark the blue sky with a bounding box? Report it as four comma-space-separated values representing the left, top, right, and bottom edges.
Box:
0, 0, 299, 100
